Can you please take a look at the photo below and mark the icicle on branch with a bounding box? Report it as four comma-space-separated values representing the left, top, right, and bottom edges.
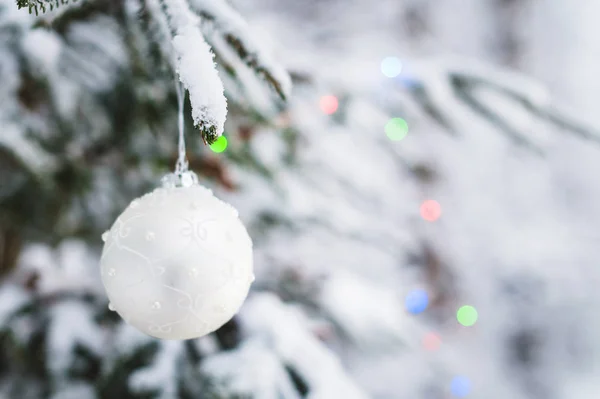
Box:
406, 56, 600, 152
156, 0, 227, 145
189, 0, 292, 101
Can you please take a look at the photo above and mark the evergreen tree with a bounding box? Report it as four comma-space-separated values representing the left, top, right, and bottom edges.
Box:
2, 0, 600, 398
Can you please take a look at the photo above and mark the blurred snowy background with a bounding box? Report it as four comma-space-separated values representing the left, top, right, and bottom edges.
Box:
2, 0, 600, 398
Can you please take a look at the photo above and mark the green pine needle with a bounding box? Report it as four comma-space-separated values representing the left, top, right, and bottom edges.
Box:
198, 123, 219, 146
15, 0, 74, 16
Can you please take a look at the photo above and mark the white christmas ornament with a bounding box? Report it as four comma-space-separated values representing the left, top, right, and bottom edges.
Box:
100, 172, 254, 340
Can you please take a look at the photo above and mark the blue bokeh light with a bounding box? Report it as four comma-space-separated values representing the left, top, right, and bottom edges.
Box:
450, 376, 471, 397
381, 56, 403, 78
405, 289, 429, 314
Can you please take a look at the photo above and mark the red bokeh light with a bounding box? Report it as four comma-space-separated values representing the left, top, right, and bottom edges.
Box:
420, 200, 441, 222
422, 332, 441, 351
319, 95, 339, 115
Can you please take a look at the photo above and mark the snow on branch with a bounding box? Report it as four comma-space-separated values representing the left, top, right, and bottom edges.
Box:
157, 0, 227, 144
201, 338, 303, 399
405, 56, 600, 151
189, 0, 292, 101
318, 271, 414, 350
0, 123, 59, 179
129, 340, 183, 398
240, 293, 370, 399
15, 0, 76, 15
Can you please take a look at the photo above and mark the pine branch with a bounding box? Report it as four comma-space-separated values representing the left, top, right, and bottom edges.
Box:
405, 56, 600, 152
16, 0, 76, 16
189, 0, 292, 101
151, 0, 228, 145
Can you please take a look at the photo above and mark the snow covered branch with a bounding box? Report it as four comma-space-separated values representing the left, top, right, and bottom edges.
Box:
15, 0, 75, 15
190, 0, 292, 101
405, 56, 600, 151
152, 0, 227, 144
236, 294, 370, 399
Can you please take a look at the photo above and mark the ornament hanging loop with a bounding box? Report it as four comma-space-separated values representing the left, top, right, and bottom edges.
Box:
162, 81, 198, 189
175, 81, 188, 175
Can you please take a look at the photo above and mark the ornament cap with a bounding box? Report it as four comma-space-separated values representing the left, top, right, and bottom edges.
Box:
161, 170, 199, 189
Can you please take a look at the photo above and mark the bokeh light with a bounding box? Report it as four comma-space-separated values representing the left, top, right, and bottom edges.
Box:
385, 118, 409, 141
381, 56, 403, 78
320, 95, 339, 115
405, 289, 429, 314
210, 135, 228, 153
457, 305, 478, 327
420, 200, 441, 222
450, 376, 471, 397
422, 332, 441, 351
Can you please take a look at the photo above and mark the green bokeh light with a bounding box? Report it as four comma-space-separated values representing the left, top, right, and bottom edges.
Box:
210, 135, 228, 153
385, 118, 409, 141
457, 305, 478, 327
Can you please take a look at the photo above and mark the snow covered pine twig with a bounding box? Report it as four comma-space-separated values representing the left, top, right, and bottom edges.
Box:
149, 0, 291, 143
15, 0, 74, 15
18, 0, 292, 145
189, 0, 292, 101
407, 56, 600, 153
157, 0, 227, 144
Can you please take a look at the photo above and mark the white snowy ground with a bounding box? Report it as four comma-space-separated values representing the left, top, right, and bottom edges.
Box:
212, 1, 600, 398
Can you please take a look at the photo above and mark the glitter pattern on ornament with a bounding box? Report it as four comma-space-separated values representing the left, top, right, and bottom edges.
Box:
100, 171, 254, 340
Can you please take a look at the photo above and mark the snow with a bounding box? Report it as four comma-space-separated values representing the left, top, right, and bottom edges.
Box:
49, 383, 95, 399
20, 29, 62, 73
47, 301, 104, 377
129, 340, 183, 398
318, 270, 416, 350
4, 0, 600, 398
208, 32, 279, 117
18, 241, 103, 295
161, 0, 228, 137
221, 1, 600, 397
190, 0, 292, 99
202, 337, 302, 399
62, 16, 129, 91
0, 283, 29, 326
0, 124, 58, 177
239, 293, 370, 399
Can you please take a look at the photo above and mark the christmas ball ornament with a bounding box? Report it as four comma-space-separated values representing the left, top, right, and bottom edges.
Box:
100, 171, 254, 340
